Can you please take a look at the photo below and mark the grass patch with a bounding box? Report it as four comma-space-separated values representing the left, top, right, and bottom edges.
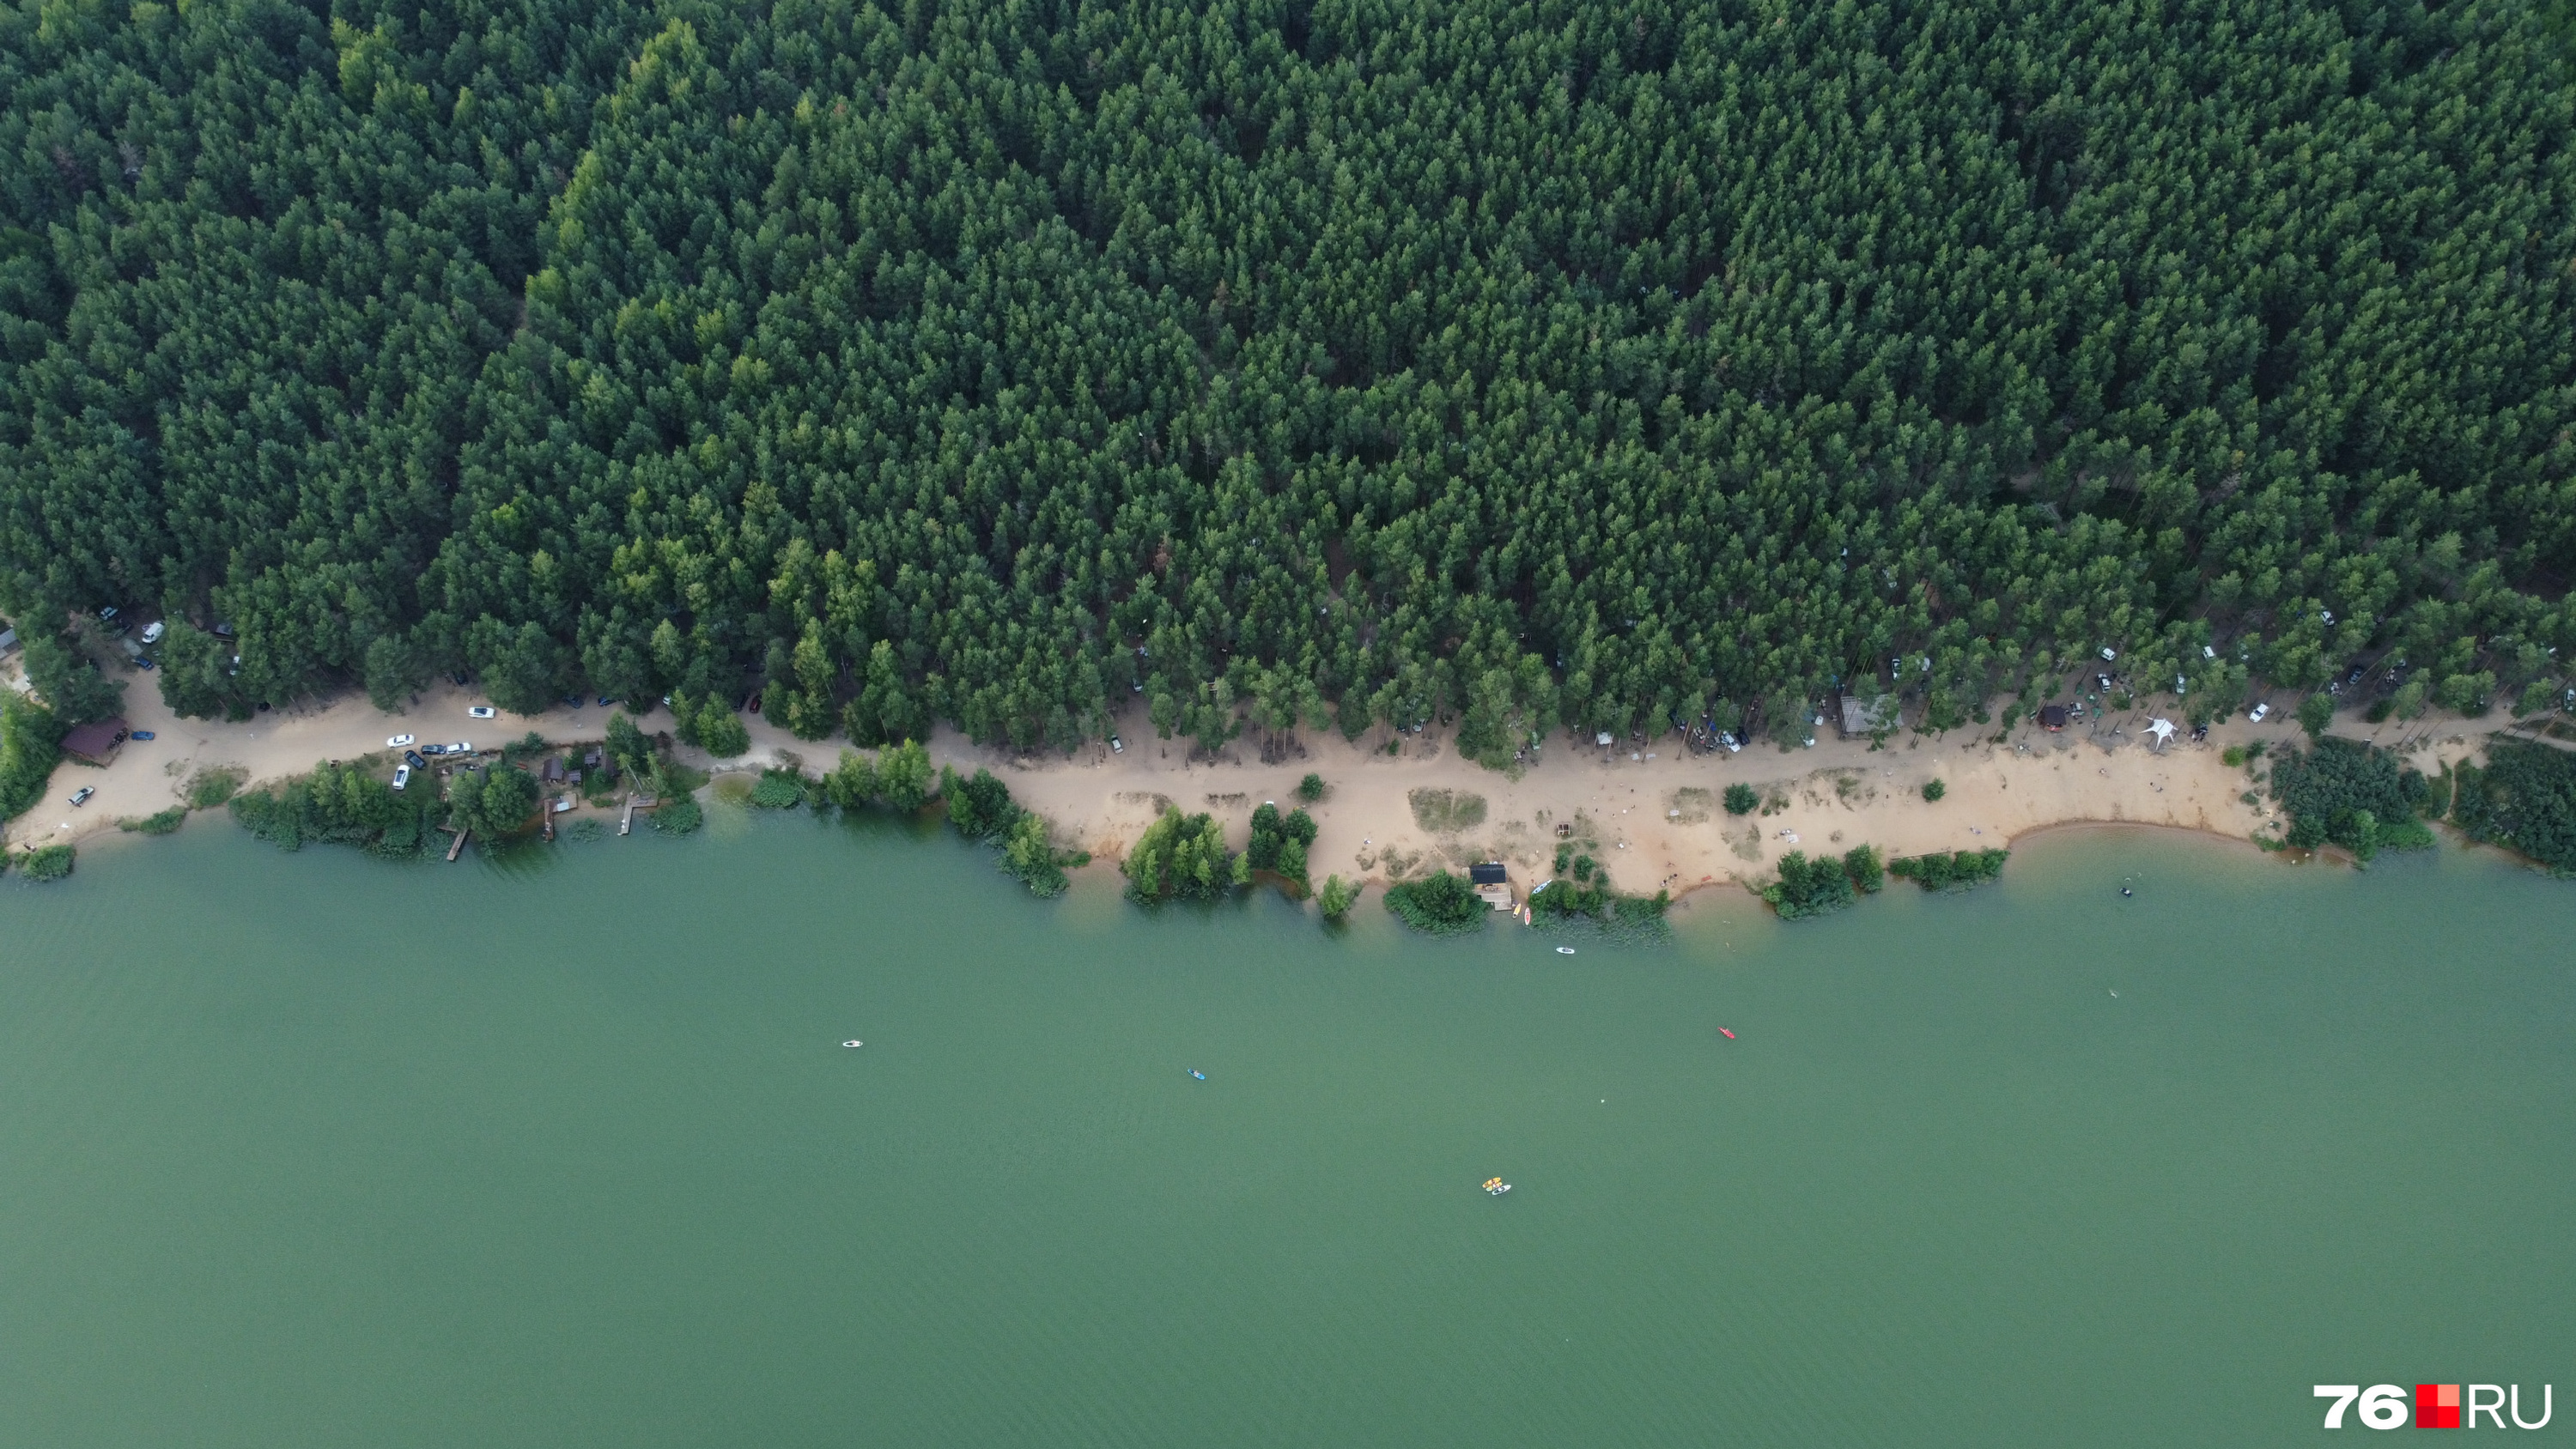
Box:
19, 842, 76, 881
748, 768, 806, 809
1408, 787, 1487, 833
187, 765, 246, 809
118, 807, 189, 834
1667, 787, 1712, 823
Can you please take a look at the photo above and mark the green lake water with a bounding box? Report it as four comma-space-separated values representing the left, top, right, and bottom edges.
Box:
3, 815, 2570, 1446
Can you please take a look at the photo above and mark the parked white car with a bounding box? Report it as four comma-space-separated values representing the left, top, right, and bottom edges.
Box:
2248, 703, 2270, 723
449, 742, 473, 755
386, 734, 415, 748
392, 765, 411, 791
468, 706, 496, 719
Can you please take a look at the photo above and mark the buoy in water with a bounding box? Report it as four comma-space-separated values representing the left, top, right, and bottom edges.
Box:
842, 1040, 863, 1048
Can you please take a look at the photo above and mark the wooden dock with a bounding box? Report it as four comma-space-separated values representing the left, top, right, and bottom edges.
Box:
620, 794, 658, 835
446, 827, 468, 862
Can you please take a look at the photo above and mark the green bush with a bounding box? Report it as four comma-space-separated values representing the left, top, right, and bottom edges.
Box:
1382, 870, 1485, 934
446, 765, 542, 840
232, 760, 444, 855
999, 812, 1087, 896
2450, 740, 2576, 874
1764, 851, 1857, 919
2297, 693, 2336, 740
823, 749, 881, 809
2438, 671, 2496, 717
1296, 773, 1327, 803
1316, 874, 1358, 920
651, 793, 705, 834
878, 741, 935, 812
1244, 803, 1319, 886
20, 842, 75, 881
1890, 848, 2011, 889
1722, 783, 1759, 815
749, 768, 807, 809
187, 766, 247, 809
695, 706, 751, 759
21, 634, 125, 725
0, 694, 64, 823
1844, 844, 1885, 894
940, 766, 1018, 838
1124, 807, 1237, 901
1921, 779, 1946, 803
605, 712, 654, 779
118, 807, 189, 835
1531, 876, 1611, 919
2269, 739, 2435, 863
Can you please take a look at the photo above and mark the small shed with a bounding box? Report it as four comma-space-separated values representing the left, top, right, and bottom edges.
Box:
1469, 861, 1513, 910
60, 718, 130, 766
2038, 704, 2069, 731
540, 755, 567, 783
0, 627, 17, 655
1838, 693, 1899, 737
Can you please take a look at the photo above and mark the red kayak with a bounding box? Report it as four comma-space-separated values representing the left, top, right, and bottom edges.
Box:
1718, 1028, 1736, 1040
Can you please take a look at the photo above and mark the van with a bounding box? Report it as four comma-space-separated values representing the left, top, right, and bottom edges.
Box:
141, 620, 166, 646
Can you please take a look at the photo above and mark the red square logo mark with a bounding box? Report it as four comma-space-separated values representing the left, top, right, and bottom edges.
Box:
2417, 1384, 2461, 1428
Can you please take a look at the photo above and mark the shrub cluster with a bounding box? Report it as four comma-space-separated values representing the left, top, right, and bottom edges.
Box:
231, 760, 448, 855
1382, 870, 1485, 935
2269, 740, 2437, 863
19, 842, 75, 881
1124, 808, 1241, 903
1245, 803, 1319, 890
1764, 846, 1884, 919
1889, 849, 2012, 890
0, 694, 64, 824
2450, 741, 2576, 875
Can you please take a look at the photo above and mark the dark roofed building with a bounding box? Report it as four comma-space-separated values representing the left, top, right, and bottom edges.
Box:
60, 718, 130, 766
2038, 704, 2069, 731
1469, 861, 1513, 910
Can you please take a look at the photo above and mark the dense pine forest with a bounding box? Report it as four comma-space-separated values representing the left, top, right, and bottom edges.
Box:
4, 0, 2573, 756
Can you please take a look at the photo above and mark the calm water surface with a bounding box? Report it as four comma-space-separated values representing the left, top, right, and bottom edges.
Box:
3, 815, 2570, 1446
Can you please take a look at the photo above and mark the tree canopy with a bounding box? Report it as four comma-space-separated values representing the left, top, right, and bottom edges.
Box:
6, 0, 2573, 749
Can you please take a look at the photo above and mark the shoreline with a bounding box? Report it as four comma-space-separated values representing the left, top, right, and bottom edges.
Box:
9, 659, 2552, 894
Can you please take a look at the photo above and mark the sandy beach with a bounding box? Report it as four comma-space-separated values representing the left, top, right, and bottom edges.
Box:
9, 646, 2543, 896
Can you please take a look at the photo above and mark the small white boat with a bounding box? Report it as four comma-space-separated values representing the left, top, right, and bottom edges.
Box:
1556, 946, 1576, 955
842, 1040, 863, 1049
1483, 1177, 1511, 1196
